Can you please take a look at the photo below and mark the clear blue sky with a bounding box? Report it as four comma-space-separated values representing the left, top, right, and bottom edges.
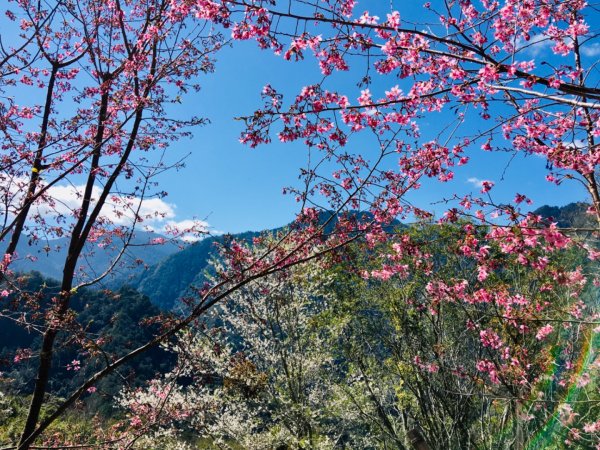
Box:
155, 5, 591, 234
2, 1, 594, 236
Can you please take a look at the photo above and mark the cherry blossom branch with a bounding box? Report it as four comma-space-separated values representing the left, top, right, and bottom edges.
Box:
486, 84, 600, 109
233, 0, 600, 100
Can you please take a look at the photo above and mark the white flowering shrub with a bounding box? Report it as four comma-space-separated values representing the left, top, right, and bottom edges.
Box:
118, 242, 351, 448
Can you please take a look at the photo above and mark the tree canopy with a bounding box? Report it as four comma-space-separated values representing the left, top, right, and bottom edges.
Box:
0, 1, 599, 449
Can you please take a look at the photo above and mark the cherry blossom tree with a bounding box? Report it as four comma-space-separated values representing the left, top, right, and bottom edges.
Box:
1, 0, 599, 449
229, 2, 600, 447
0, 3, 366, 448
1, 0, 222, 447
223, 1, 600, 448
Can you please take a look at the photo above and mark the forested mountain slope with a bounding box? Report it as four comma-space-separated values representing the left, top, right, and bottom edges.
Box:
10, 231, 182, 282
127, 203, 594, 309
0, 273, 174, 415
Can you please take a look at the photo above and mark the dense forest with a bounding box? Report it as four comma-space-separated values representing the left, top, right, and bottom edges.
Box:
1, 203, 598, 448
1, 0, 599, 448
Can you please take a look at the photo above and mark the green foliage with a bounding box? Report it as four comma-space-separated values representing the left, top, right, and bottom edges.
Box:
2, 204, 596, 449
325, 223, 598, 448
0, 273, 174, 416
0, 392, 101, 446
108, 211, 599, 449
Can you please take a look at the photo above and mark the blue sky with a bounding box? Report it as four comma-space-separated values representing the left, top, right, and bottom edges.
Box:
3, 1, 593, 236
154, 4, 592, 234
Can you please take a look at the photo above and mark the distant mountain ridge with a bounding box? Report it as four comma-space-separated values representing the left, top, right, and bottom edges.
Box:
9, 230, 182, 282
6, 204, 591, 310
122, 210, 400, 310
124, 230, 259, 310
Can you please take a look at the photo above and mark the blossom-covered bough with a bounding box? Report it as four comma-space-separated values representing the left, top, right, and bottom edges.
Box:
0, 0, 222, 447
0, 0, 599, 448
228, 0, 600, 446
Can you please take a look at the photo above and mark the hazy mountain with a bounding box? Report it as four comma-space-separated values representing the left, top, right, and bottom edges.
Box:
8, 205, 590, 311
9, 230, 182, 282
125, 211, 400, 310
124, 231, 259, 310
